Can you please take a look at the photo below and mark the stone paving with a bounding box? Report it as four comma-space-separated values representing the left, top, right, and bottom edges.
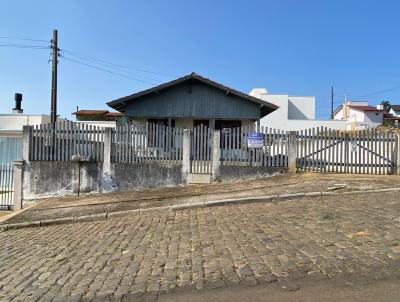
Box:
0, 191, 400, 301
3, 173, 400, 224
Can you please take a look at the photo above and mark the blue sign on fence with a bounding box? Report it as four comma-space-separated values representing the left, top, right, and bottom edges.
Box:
248, 133, 265, 148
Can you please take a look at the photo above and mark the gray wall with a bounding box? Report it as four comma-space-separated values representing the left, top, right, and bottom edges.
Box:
219, 165, 287, 182
22, 161, 102, 200
111, 163, 183, 191
21, 161, 288, 202
22, 161, 184, 201
125, 81, 262, 119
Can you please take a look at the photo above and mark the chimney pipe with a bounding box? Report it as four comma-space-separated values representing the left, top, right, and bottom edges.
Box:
13, 93, 23, 114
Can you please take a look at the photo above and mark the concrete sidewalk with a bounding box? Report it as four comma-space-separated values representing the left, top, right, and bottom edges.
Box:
158, 277, 400, 302
1, 173, 400, 225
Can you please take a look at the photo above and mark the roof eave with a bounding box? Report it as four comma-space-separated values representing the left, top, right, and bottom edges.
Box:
106, 73, 279, 114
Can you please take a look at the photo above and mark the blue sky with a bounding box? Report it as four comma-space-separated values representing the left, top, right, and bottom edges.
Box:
1, 0, 399, 120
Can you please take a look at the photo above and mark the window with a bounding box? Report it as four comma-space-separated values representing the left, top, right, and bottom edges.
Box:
216, 120, 243, 148
147, 119, 175, 147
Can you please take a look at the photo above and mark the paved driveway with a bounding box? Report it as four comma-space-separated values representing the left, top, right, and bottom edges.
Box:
0, 191, 400, 301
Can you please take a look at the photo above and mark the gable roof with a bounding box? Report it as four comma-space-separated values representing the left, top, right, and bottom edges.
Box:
390, 105, 400, 111
348, 105, 383, 112
107, 72, 278, 116
333, 105, 343, 116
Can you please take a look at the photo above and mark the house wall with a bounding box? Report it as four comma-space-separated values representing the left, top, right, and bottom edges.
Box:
131, 117, 256, 130
258, 94, 289, 128
288, 96, 315, 120
348, 108, 365, 123
254, 90, 346, 130
333, 108, 344, 120
175, 118, 193, 129
262, 119, 347, 131
124, 81, 263, 119
0, 136, 22, 164
389, 108, 400, 117
0, 114, 50, 131
364, 111, 384, 127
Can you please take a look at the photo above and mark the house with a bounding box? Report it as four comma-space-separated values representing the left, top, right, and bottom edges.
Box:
0, 94, 67, 164
383, 105, 400, 128
0, 94, 47, 164
389, 105, 400, 117
249, 88, 347, 130
72, 109, 124, 128
333, 100, 385, 130
107, 72, 278, 130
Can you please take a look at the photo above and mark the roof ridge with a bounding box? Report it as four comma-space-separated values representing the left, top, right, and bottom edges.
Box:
106, 73, 279, 114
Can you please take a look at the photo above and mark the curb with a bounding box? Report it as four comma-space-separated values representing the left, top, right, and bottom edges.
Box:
1, 187, 400, 232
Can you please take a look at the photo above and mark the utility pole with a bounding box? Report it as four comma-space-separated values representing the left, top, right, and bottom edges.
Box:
331, 85, 334, 120
50, 29, 58, 125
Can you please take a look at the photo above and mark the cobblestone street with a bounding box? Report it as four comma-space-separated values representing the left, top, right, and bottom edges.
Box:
0, 191, 400, 301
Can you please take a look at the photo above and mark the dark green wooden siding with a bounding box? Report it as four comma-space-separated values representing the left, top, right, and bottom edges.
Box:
124, 81, 261, 119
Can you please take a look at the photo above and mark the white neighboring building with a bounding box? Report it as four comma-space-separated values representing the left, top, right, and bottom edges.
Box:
0, 93, 61, 137
333, 101, 384, 130
389, 105, 400, 117
249, 88, 347, 131
0, 113, 55, 137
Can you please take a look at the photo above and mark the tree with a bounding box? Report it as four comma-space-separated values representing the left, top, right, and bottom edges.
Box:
380, 100, 391, 112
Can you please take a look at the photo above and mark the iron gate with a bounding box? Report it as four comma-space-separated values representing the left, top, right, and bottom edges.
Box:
0, 163, 14, 209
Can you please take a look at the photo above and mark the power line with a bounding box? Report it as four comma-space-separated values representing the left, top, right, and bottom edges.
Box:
59, 49, 163, 83
60, 48, 178, 79
60, 55, 159, 85
352, 85, 400, 99
0, 43, 50, 49
0, 36, 49, 43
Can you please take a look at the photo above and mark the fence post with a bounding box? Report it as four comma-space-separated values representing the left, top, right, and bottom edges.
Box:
182, 129, 191, 182
22, 125, 32, 162
15, 125, 33, 209
397, 134, 400, 175
288, 131, 297, 173
13, 160, 23, 211
211, 130, 221, 181
103, 127, 113, 176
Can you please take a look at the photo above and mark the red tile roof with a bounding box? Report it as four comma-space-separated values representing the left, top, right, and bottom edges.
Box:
348, 105, 383, 112
105, 112, 123, 117
73, 110, 122, 117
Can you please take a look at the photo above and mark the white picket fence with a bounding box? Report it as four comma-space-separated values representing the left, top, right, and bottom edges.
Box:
112, 123, 184, 163
25, 123, 399, 176
29, 122, 105, 162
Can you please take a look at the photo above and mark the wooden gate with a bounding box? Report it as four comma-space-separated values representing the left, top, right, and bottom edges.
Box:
190, 125, 212, 174
296, 127, 398, 174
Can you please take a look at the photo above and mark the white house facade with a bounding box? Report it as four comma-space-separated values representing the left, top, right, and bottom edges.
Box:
249, 88, 347, 131
333, 101, 384, 130
389, 105, 400, 117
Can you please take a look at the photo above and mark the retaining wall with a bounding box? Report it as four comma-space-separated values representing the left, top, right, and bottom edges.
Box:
220, 165, 287, 182
21, 161, 288, 202
22, 161, 184, 201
